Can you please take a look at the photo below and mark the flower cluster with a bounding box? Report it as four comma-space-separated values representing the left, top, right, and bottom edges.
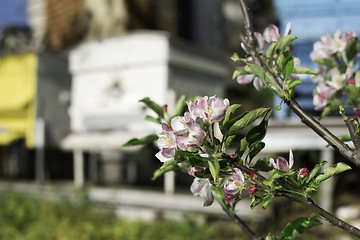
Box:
236, 22, 300, 90
155, 96, 229, 162
310, 30, 360, 115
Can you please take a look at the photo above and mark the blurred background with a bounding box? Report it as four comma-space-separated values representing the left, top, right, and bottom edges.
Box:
0, 0, 360, 239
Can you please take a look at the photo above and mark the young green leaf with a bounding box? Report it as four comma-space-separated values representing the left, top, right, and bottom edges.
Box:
320, 98, 342, 119
262, 197, 272, 209
152, 160, 175, 180
304, 161, 327, 185
231, 52, 240, 62
275, 35, 297, 54
227, 107, 272, 135
232, 67, 252, 79
314, 58, 338, 69
145, 115, 161, 124
315, 162, 352, 183
282, 56, 294, 81
172, 95, 187, 117
254, 158, 273, 172
123, 134, 158, 146
345, 37, 359, 61
221, 104, 242, 128
224, 135, 236, 150
248, 142, 265, 162
279, 214, 322, 240
293, 66, 317, 75
266, 42, 277, 59
139, 97, 165, 118
235, 137, 248, 159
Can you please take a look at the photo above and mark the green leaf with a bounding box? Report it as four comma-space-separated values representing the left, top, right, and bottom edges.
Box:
208, 160, 219, 182
320, 98, 342, 119
235, 137, 248, 159
186, 153, 209, 168
250, 195, 263, 209
254, 158, 273, 172
231, 52, 240, 62
314, 58, 338, 69
262, 197, 272, 209
232, 67, 252, 79
315, 162, 352, 183
266, 42, 277, 59
227, 107, 272, 135
145, 115, 161, 124
211, 185, 226, 207
139, 97, 165, 118
287, 79, 302, 90
304, 161, 327, 185
221, 104, 242, 128
246, 120, 267, 145
266, 233, 279, 240
293, 66, 317, 75
173, 95, 187, 117
248, 142, 265, 162
345, 37, 359, 61
275, 35, 297, 53
355, 70, 360, 86
152, 160, 175, 180
279, 214, 322, 240
224, 135, 236, 150
282, 56, 294, 81
123, 134, 158, 146
338, 134, 352, 142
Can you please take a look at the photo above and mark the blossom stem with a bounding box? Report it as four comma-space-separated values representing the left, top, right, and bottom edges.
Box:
276, 191, 360, 238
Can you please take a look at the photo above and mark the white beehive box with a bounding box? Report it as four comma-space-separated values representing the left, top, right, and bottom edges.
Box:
62, 31, 227, 151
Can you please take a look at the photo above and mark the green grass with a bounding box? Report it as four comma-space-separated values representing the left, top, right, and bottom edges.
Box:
0, 191, 248, 240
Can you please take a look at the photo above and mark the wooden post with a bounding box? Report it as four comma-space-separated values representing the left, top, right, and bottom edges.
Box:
74, 149, 84, 187
35, 118, 45, 185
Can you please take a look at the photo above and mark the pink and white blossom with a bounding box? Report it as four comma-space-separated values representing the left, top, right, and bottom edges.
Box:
176, 118, 206, 151
263, 22, 291, 43
270, 150, 294, 172
155, 123, 177, 162
223, 168, 245, 203
310, 30, 356, 61
187, 96, 230, 122
190, 177, 214, 207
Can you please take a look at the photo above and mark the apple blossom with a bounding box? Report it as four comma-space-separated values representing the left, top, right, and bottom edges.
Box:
187, 95, 230, 122
223, 168, 245, 203
155, 123, 177, 162
270, 150, 294, 172
176, 118, 206, 151
190, 177, 214, 207
310, 30, 356, 61
263, 22, 291, 43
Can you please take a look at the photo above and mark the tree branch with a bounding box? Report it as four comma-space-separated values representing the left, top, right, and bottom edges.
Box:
276, 191, 360, 238
237, 0, 359, 167
221, 205, 264, 240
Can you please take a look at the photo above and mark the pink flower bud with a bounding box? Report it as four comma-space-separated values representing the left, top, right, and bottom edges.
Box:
348, 78, 356, 85
298, 168, 309, 178
224, 194, 236, 203
355, 108, 360, 118
248, 184, 258, 195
